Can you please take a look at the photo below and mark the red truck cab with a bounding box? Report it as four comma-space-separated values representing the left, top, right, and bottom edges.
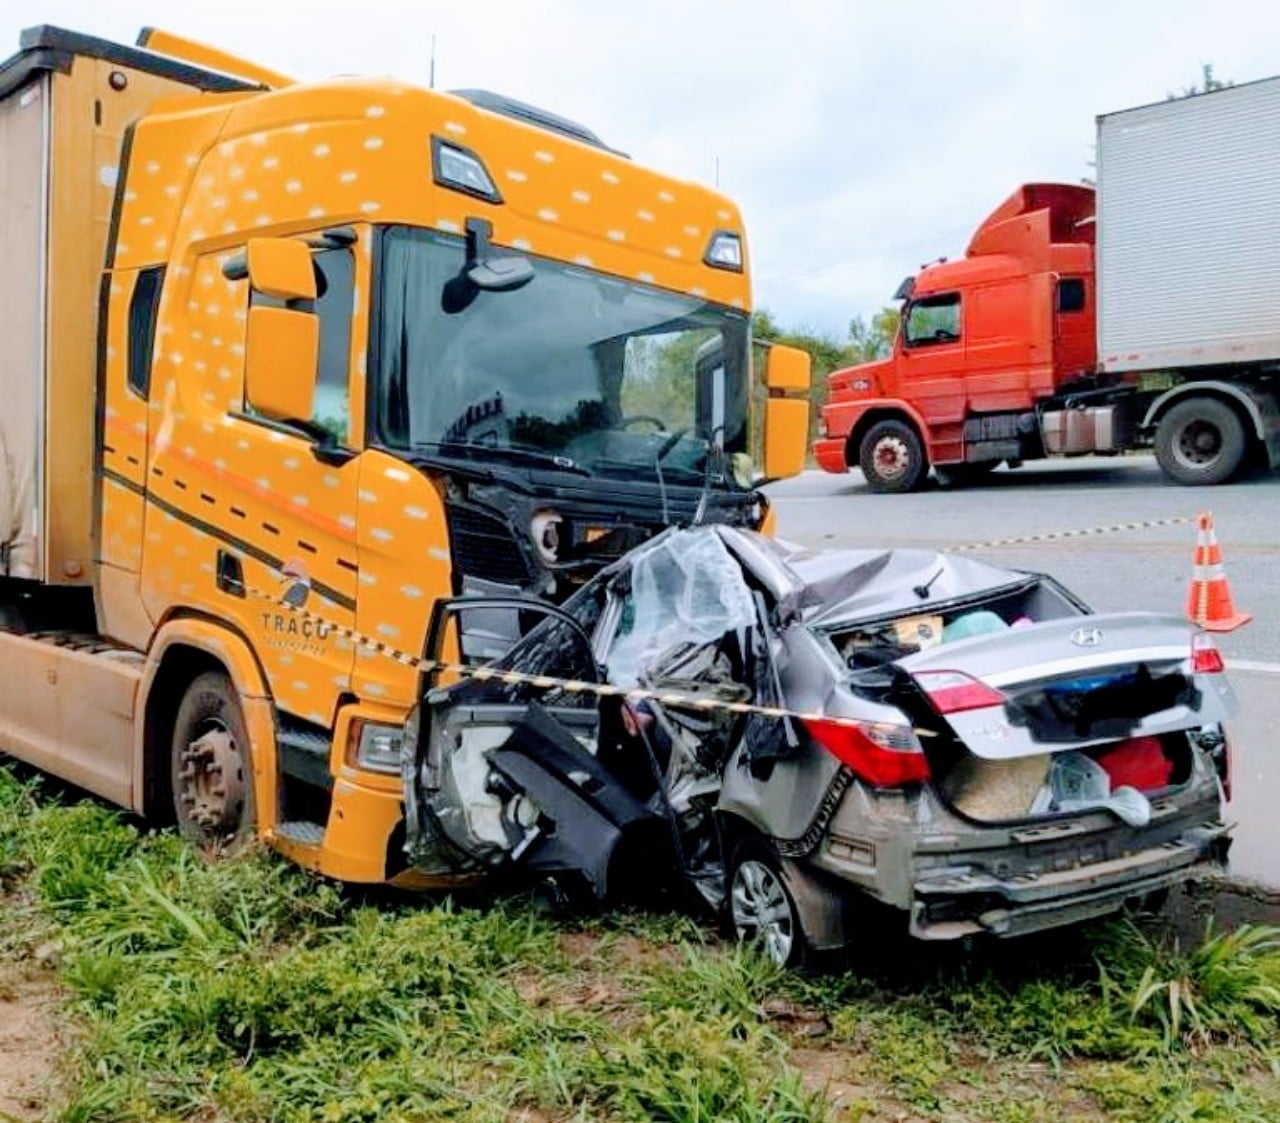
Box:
816, 184, 1098, 491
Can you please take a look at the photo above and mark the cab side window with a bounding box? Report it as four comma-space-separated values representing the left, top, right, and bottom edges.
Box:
245, 245, 353, 443
903, 294, 961, 347
312, 248, 354, 445
1056, 277, 1086, 314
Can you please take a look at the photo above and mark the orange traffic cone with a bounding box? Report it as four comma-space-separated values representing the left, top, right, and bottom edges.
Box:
1186, 512, 1251, 632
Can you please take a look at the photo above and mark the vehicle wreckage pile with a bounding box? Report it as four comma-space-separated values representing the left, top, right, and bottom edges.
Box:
402, 527, 1235, 965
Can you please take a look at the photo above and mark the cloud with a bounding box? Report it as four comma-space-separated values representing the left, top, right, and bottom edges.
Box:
5, 0, 1280, 337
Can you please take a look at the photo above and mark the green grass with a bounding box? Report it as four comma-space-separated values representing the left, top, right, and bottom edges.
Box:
2, 762, 1279, 1122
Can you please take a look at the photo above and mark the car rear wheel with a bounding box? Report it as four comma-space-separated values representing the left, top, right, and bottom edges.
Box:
171, 671, 255, 847
1154, 398, 1248, 486
859, 419, 928, 493
727, 838, 808, 968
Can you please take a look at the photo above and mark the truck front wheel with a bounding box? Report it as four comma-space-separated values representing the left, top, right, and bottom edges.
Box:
1154, 398, 1247, 486
859, 419, 928, 493
171, 671, 255, 847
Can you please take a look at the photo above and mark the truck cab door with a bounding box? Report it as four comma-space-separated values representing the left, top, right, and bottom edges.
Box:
139, 229, 369, 728
898, 292, 966, 429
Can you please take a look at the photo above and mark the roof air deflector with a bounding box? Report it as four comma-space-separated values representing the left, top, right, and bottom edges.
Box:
449, 88, 628, 157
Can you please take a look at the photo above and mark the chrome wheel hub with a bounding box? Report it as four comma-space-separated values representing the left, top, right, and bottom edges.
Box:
873, 436, 910, 479
731, 858, 795, 966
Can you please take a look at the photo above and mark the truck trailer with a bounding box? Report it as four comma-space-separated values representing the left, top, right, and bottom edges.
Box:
815, 78, 1280, 491
0, 25, 810, 883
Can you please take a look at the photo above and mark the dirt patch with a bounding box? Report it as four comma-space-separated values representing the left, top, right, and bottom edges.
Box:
0, 970, 63, 1122
789, 1045, 880, 1118
558, 928, 688, 971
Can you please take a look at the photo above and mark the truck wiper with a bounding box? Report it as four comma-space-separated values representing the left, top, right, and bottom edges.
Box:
414, 441, 592, 477
592, 457, 706, 483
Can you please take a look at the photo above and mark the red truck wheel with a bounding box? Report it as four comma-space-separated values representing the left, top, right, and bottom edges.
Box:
1154, 398, 1247, 486
859, 420, 928, 493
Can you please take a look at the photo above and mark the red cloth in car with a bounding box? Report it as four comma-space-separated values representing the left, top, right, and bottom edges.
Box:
1094, 736, 1173, 792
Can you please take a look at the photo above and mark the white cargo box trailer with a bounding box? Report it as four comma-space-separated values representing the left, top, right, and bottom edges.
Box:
1098, 76, 1280, 374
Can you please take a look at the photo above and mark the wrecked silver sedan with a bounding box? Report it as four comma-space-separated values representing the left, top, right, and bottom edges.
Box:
402, 527, 1235, 965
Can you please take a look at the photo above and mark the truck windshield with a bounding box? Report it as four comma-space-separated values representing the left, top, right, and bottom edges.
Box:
375, 226, 750, 481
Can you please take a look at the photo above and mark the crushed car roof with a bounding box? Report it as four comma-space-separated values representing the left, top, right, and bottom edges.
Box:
709, 527, 1034, 628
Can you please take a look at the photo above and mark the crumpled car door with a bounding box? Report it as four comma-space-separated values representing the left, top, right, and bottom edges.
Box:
402, 595, 666, 898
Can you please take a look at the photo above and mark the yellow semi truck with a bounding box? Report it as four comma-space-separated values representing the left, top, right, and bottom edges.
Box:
0, 25, 810, 884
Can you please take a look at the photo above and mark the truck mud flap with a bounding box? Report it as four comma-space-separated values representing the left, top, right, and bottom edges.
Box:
485, 704, 668, 899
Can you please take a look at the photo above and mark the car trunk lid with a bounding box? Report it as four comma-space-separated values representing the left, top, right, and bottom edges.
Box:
897, 612, 1235, 761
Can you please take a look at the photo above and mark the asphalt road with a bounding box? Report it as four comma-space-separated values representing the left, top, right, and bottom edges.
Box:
764, 456, 1278, 888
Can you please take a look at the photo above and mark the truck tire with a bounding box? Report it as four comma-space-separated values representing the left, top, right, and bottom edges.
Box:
1154, 398, 1247, 486
859, 419, 928, 493
171, 671, 255, 847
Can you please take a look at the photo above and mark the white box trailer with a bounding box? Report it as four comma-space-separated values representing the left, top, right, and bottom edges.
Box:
1098, 76, 1280, 373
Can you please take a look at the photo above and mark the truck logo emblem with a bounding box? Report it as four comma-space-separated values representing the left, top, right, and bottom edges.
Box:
1070, 626, 1104, 647
280, 559, 312, 609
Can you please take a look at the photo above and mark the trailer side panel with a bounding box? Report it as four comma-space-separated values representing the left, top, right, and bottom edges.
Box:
1098, 76, 1280, 373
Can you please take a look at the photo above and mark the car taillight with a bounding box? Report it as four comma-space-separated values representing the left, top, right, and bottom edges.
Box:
801, 717, 930, 788
912, 670, 1006, 714
1191, 633, 1225, 674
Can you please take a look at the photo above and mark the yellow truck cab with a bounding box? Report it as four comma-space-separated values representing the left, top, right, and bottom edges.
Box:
0, 26, 810, 883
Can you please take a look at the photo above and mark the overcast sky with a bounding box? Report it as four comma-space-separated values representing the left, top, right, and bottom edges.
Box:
6, 1, 1280, 337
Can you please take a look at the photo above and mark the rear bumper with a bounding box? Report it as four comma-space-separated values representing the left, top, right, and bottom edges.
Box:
908, 822, 1231, 939
813, 438, 848, 474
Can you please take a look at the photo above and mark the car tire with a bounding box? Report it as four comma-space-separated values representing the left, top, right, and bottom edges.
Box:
1154, 398, 1248, 486
727, 837, 809, 968
171, 671, 255, 847
859, 420, 928, 493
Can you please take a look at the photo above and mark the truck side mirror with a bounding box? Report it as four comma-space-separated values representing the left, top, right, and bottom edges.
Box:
246, 238, 316, 300
764, 344, 810, 392
241, 238, 319, 426
245, 306, 318, 423
762, 344, 811, 480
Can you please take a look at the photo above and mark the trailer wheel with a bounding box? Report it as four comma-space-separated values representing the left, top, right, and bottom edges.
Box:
171, 671, 255, 847
1154, 398, 1247, 486
859, 419, 928, 493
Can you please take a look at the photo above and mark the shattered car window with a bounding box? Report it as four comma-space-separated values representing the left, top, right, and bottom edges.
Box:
604, 530, 758, 686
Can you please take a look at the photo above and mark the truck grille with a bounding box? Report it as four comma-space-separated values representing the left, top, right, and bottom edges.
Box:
445, 504, 534, 587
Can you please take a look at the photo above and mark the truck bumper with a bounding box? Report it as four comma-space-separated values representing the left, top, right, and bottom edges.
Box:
813, 439, 848, 474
